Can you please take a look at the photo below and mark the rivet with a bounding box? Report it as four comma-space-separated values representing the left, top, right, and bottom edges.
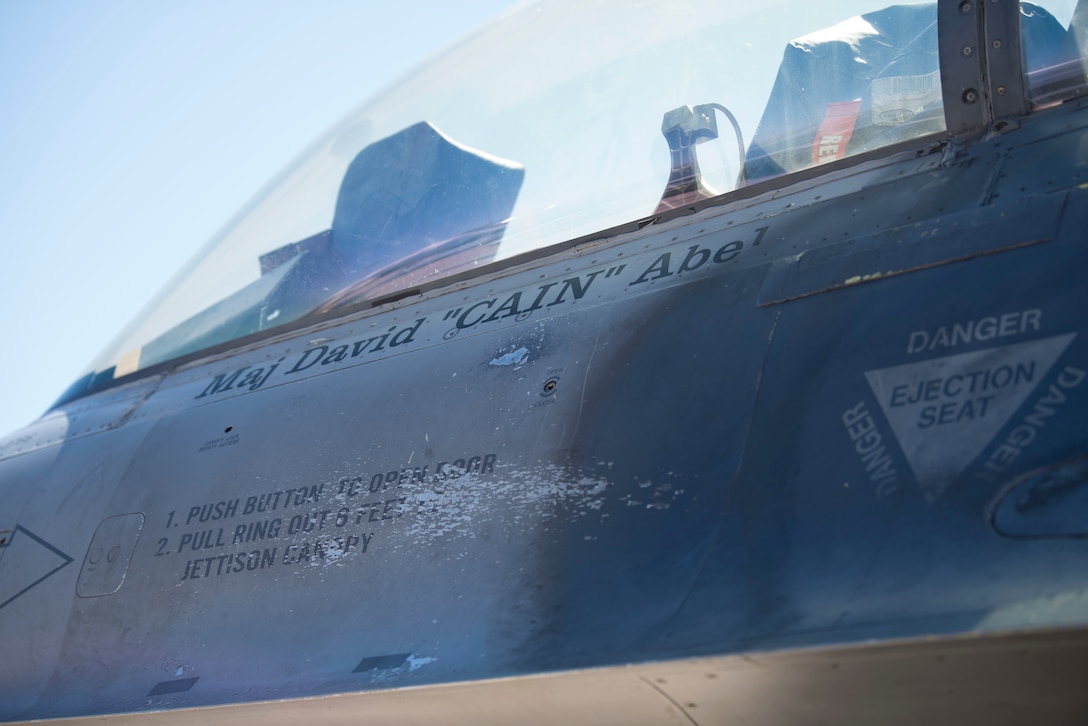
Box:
997, 85, 1007, 95
962, 45, 974, 57
963, 89, 979, 104
993, 39, 1003, 49
960, 0, 971, 11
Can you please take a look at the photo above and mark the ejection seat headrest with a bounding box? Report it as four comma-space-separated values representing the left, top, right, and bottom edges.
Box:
331, 121, 525, 278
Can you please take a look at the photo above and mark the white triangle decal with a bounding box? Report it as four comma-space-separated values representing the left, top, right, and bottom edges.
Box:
865, 334, 1075, 498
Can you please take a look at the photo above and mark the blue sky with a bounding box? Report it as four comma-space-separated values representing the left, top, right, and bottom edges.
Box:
0, 0, 518, 436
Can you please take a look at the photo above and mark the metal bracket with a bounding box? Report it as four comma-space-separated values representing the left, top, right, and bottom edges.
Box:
983, 0, 1030, 119
940, 0, 988, 134
940, 0, 1028, 134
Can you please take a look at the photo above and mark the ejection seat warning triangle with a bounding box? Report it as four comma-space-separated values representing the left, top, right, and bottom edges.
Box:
864, 334, 1075, 498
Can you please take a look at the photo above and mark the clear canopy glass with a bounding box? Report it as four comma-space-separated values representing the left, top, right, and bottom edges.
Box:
1025, 0, 1088, 105
82, 0, 1081, 391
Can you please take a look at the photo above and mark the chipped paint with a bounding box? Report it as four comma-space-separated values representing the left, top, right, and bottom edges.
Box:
405, 464, 611, 541
489, 347, 529, 368
844, 271, 884, 285
407, 655, 437, 671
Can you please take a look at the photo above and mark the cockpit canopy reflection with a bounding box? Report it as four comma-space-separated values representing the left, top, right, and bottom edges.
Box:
63, 0, 1080, 407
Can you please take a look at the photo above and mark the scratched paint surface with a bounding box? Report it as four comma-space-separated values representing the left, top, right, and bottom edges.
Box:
4, 101, 1088, 721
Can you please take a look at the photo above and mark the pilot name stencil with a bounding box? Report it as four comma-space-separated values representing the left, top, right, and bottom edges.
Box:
629, 226, 768, 285
858, 306, 1077, 499
444, 273, 611, 330
155, 453, 499, 582
195, 359, 285, 399
445, 226, 771, 330
285, 318, 426, 374
191, 224, 772, 401
193, 318, 427, 399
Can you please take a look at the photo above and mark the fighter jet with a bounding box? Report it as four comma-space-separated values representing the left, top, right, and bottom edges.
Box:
3, 0, 1088, 723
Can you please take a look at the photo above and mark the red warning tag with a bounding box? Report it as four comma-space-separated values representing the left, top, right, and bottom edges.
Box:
812, 99, 862, 166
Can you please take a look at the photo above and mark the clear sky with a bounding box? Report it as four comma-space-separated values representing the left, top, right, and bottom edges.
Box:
0, 0, 519, 437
